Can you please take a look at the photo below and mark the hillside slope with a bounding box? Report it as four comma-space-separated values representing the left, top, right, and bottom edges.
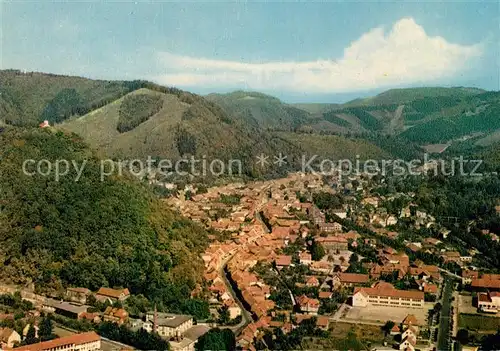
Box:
0, 69, 135, 126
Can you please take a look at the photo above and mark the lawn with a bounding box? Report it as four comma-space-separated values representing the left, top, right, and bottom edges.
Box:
459, 313, 500, 332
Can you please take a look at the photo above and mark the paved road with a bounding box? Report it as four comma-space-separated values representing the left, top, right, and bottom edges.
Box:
437, 278, 454, 351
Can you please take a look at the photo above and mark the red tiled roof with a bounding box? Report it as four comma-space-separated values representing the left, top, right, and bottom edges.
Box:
13, 332, 100, 351
318, 291, 333, 299
334, 273, 369, 284
275, 255, 292, 267
96, 287, 129, 299
471, 279, 500, 289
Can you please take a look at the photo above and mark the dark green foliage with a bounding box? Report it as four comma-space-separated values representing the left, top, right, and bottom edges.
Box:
341, 108, 383, 130
39, 316, 55, 341
401, 101, 500, 144
175, 127, 197, 156
195, 328, 235, 351
219, 194, 241, 205
382, 320, 395, 335
117, 93, 163, 133
0, 128, 209, 317
313, 192, 343, 210
0, 293, 34, 311
322, 112, 352, 128
24, 324, 38, 345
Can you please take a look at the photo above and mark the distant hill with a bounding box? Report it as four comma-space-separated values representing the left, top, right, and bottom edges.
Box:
290, 87, 500, 149
342, 87, 486, 107
12, 70, 500, 166
205, 91, 315, 130
0, 69, 136, 126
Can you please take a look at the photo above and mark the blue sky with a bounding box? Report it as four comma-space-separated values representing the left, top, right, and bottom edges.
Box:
1, 1, 498, 102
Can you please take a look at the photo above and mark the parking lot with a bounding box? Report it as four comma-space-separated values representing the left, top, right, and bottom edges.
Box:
340, 303, 433, 325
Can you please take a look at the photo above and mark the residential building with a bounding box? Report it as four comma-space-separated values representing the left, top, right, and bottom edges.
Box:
477, 292, 500, 313
42, 300, 90, 320
331, 273, 369, 289
66, 288, 92, 304
296, 295, 320, 315
95, 287, 130, 303
103, 307, 129, 325
299, 252, 312, 266
462, 270, 479, 285
143, 312, 193, 338
316, 236, 348, 251
12, 332, 100, 351
352, 282, 424, 309
275, 255, 292, 269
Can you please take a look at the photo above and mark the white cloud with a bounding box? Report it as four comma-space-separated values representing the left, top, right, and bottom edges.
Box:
154, 17, 483, 93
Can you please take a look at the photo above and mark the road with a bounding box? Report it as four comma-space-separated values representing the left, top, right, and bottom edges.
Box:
437, 277, 454, 351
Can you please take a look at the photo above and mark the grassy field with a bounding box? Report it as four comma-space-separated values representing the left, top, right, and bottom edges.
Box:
302, 322, 385, 350
459, 313, 500, 332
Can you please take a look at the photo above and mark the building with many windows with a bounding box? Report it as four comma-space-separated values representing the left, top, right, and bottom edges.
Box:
13, 332, 100, 351
352, 282, 424, 309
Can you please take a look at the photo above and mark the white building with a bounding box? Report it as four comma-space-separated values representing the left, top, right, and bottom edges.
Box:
353, 282, 424, 309
478, 292, 500, 313
143, 312, 194, 338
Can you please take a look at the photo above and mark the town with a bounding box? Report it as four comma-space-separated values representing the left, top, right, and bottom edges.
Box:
1, 170, 499, 351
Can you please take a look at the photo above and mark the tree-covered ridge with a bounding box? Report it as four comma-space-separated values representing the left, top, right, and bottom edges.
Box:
0, 127, 209, 315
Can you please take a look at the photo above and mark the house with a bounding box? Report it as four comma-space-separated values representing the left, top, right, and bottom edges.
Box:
305, 276, 320, 287
103, 307, 129, 325
319, 222, 342, 233
310, 261, 332, 274
95, 287, 130, 303
143, 312, 193, 338
316, 236, 348, 251
391, 325, 401, 335
352, 282, 424, 309
12, 331, 101, 351
169, 324, 210, 351
66, 287, 92, 304
296, 295, 320, 315
42, 300, 90, 320
462, 269, 479, 285
318, 291, 333, 299
477, 292, 500, 313
402, 314, 419, 326
331, 273, 369, 289
299, 252, 312, 266
0, 328, 21, 348
275, 255, 292, 269
316, 316, 329, 330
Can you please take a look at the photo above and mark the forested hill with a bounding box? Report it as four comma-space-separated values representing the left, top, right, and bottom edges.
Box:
0, 127, 209, 316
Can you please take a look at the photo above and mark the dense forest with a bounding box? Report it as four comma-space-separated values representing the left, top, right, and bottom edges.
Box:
0, 127, 210, 317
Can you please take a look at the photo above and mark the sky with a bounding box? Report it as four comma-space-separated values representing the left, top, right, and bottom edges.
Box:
1, 0, 499, 102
